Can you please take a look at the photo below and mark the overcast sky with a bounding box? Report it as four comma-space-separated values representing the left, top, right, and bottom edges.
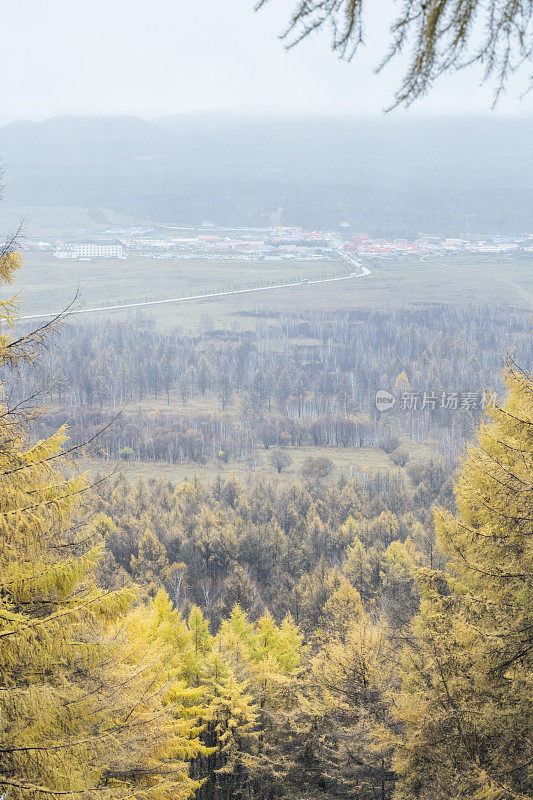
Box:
1, 0, 532, 124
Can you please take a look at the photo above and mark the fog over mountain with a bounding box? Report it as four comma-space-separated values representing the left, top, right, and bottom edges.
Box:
1, 114, 531, 236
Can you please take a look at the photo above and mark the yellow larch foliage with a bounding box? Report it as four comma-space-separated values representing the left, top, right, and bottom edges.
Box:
0, 250, 203, 800
394, 363, 533, 800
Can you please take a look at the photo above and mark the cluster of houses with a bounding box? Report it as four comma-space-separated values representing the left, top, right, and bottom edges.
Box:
22, 226, 533, 262
121, 229, 333, 262
346, 233, 533, 256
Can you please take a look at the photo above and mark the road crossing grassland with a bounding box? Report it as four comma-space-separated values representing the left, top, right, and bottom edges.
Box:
20, 232, 369, 321
12, 251, 532, 332
20, 260, 371, 321
13, 253, 346, 323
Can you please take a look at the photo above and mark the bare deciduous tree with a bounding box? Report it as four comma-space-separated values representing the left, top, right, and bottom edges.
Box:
270, 447, 293, 473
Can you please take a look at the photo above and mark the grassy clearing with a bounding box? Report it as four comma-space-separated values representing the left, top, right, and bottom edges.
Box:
132, 392, 242, 414
77, 438, 434, 488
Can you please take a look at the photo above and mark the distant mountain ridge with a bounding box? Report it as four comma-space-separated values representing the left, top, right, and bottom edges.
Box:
0, 113, 531, 236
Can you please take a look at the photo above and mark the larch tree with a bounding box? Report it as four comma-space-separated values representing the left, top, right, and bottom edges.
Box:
394, 363, 533, 800
343, 534, 373, 599
206, 606, 305, 799
192, 626, 259, 800
0, 235, 202, 799
200, 671, 258, 800
271, 598, 398, 800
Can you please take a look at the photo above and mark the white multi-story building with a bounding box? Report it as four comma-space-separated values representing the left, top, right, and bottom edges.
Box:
71, 240, 124, 258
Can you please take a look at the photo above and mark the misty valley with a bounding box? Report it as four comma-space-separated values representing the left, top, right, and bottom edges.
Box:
1, 9, 533, 795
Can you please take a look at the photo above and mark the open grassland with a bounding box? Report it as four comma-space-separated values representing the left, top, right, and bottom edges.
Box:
13, 251, 344, 330
0, 204, 149, 239
76, 438, 434, 487
12, 250, 532, 333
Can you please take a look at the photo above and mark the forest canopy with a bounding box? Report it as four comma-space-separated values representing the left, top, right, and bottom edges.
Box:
1, 235, 532, 798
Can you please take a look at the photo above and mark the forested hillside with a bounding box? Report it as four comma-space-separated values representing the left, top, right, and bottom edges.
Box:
2, 0, 533, 792
1, 114, 532, 235
1, 242, 532, 799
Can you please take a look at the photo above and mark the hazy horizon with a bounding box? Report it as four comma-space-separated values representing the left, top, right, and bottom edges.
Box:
2, 109, 533, 128
2, 0, 533, 126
